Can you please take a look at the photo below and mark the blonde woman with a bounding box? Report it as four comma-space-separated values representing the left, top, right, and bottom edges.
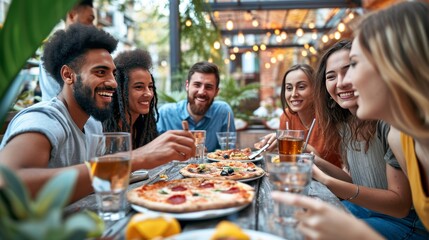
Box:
344, 0, 429, 231
273, 2, 429, 239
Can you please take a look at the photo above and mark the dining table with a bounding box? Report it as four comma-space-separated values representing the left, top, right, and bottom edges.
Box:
65, 155, 345, 239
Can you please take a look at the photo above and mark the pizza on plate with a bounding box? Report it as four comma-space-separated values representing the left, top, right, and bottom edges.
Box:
127, 178, 254, 213
207, 148, 254, 160
179, 161, 265, 181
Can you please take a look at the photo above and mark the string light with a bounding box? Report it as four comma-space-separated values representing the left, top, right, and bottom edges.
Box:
233, 47, 239, 53
337, 22, 346, 32
296, 28, 304, 37
281, 31, 287, 40
185, 19, 192, 27
322, 35, 329, 43
230, 54, 236, 60
226, 19, 234, 31
265, 63, 271, 69
252, 18, 259, 27
260, 44, 267, 51
213, 41, 221, 49
238, 32, 245, 44
252, 44, 259, 51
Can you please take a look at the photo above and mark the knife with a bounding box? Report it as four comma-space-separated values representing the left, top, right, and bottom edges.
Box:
249, 143, 270, 159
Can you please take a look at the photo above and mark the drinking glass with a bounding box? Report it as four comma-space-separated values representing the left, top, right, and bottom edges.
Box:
265, 153, 314, 226
216, 132, 237, 150
86, 132, 132, 221
190, 130, 206, 163
276, 129, 305, 155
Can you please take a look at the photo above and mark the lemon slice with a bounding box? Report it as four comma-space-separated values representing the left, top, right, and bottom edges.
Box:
126, 213, 181, 240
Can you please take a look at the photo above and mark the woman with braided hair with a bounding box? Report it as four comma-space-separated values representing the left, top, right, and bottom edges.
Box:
103, 49, 158, 149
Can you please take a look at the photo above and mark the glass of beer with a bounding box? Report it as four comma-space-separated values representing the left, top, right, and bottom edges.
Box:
86, 132, 132, 221
190, 130, 206, 163
276, 129, 305, 156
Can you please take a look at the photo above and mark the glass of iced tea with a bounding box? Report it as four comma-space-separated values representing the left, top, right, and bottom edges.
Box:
276, 129, 305, 156
86, 132, 132, 221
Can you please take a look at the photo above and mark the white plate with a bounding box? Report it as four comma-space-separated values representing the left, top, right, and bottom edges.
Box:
131, 203, 249, 221
239, 172, 265, 182
207, 153, 263, 162
166, 228, 285, 240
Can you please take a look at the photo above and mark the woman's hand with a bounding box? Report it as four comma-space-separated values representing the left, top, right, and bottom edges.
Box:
254, 133, 277, 151
271, 192, 384, 240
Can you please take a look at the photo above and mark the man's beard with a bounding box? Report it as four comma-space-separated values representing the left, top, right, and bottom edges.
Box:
187, 93, 214, 116
73, 76, 112, 121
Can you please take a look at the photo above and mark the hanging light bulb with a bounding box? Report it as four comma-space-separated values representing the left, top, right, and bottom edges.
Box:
238, 31, 245, 44
296, 28, 304, 37
265, 63, 271, 69
312, 32, 318, 40
308, 21, 315, 29
233, 47, 239, 53
185, 19, 192, 27
301, 50, 308, 57
348, 12, 355, 19
252, 44, 259, 51
276, 35, 282, 43
334, 31, 341, 40
322, 35, 329, 43
274, 29, 280, 35
224, 38, 231, 46
226, 19, 234, 31
277, 54, 284, 61
213, 41, 221, 49
281, 31, 287, 40
230, 54, 236, 60
252, 18, 259, 27
337, 22, 346, 32
224, 58, 230, 64
260, 44, 267, 51
270, 57, 277, 64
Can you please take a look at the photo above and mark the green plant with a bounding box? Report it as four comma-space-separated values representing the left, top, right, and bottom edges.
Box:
217, 77, 260, 120
158, 90, 187, 104
0, 165, 104, 239
0, 0, 78, 126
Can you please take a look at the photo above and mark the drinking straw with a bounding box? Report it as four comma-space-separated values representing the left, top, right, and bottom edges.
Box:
286, 121, 289, 130
226, 112, 231, 150
302, 118, 316, 152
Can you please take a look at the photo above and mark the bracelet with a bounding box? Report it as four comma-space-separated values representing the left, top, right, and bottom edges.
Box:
347, 185, 360, 200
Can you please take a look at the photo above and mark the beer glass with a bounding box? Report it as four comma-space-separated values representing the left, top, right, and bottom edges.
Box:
86, 132, 132, 221
276, 129, 305, 156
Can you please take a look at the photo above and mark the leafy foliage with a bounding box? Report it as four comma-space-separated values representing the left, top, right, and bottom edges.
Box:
0, 0, 80, 126
158, 90, 187, 104
217, 77, 260, 120
0, 166, 104, 240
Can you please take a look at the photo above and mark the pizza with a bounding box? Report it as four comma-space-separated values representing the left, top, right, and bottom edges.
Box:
207, 148, 253, 160
179, 161, 265, 181
127, 178, 254, 213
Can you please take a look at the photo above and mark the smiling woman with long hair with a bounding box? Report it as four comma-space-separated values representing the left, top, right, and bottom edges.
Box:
103, 49, 159, 149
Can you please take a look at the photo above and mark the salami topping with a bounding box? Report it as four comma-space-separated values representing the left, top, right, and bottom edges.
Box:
223, 187, 240, 194
166, 194, 186, 205
171, 185, 187, 191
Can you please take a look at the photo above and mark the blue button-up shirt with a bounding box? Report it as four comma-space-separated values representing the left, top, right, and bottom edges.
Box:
157, 100, 236, 152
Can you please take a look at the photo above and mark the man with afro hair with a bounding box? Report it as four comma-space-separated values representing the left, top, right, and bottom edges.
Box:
0, 24, 196, 202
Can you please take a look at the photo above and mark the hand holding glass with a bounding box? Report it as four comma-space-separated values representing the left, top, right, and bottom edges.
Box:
86, 132, 132, 221
265, 153, 313, 225
276, 130, 305, 155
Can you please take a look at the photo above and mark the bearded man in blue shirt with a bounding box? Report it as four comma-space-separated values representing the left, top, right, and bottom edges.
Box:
157, 61, 236, 152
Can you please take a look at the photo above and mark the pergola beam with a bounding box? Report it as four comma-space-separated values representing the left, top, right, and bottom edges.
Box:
207, 0, 362, 11
221, 27, 331, 35
227, 43, 307, 51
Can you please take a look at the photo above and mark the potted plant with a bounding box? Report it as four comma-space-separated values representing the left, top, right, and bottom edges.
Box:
0, 165, 104, 239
